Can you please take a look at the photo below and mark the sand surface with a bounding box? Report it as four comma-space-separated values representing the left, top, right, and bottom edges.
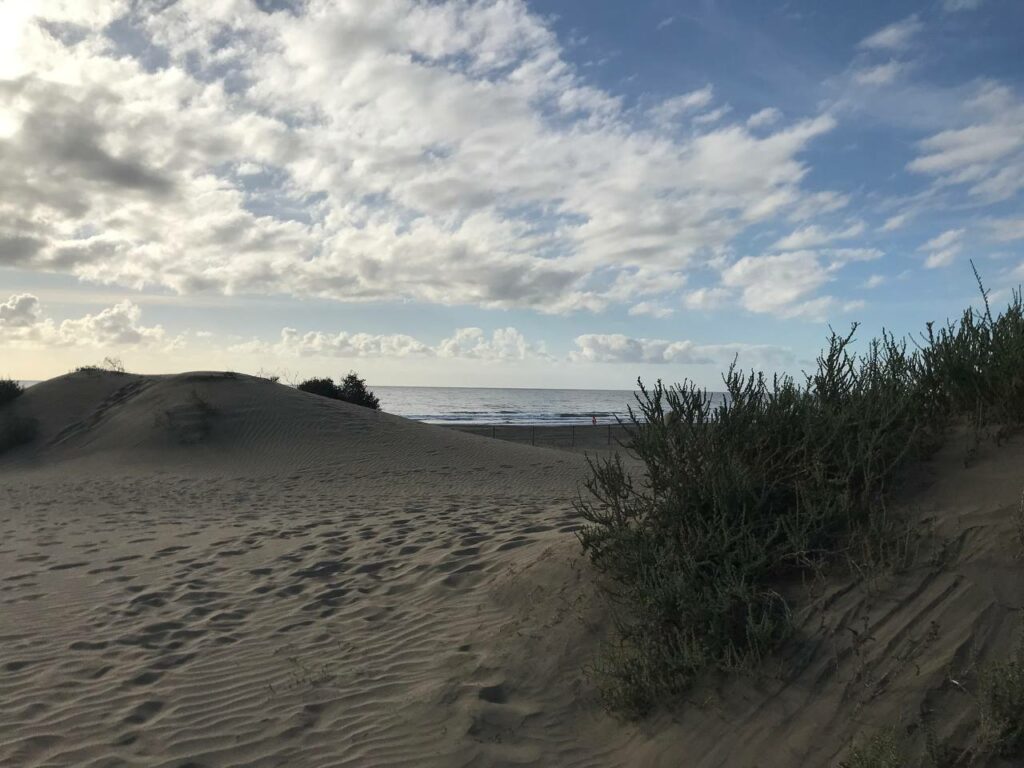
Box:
1, 371, 1022, 767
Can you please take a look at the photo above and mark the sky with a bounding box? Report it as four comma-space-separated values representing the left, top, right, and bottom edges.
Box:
1, 0, 1022, 389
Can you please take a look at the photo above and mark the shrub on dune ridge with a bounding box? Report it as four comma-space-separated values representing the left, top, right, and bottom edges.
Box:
297, 371, 380, 410
576, 268, 1024, 717
0, 377, 37, 455
0, 378, 25, 408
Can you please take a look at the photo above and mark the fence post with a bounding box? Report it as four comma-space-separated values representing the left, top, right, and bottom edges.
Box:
607, 424, 611, 445
532, 426, 535, 446
571, 425, 575, 448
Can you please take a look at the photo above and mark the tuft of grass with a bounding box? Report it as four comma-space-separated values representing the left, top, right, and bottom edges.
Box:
977, 633, 1024, 757
577, 271, 1024, 717
841, 728, 908, 768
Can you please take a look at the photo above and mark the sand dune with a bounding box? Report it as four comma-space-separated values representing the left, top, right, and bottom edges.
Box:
1, 371, 1022, 767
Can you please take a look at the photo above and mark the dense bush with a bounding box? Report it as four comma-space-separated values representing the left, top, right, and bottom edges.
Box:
0, 379, 37, 454
978, 633, 1024, 757
0, 378, 24, 408
576, 272, 1024, 716
297, 371, 380, 410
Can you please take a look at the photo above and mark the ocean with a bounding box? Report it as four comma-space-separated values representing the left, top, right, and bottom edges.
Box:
374, 386, 637, 425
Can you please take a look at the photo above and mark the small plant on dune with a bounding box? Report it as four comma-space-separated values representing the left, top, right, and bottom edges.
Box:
297, 371, 380, 410
75, 356, 128, 375
0, 378, 25, 408
577, 269, 1024, 717
977, 632, 1024, 758
916, 265, 1024, 448
840, 728, 908, 768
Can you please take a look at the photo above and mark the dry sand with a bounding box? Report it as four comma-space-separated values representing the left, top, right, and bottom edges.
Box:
1, 371, 1022, 767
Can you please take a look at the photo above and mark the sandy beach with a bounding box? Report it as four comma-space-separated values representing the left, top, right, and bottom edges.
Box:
2, 370, 1023, 767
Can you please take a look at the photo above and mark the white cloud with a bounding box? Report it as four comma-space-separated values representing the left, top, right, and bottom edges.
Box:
571, 333, 793, 367
656, 17, 675, 30
0, 293, 41, 328
277, 329, 432, 359
721, 251, 838, 320
921, 228, 965, 251
853, 61, 905, 86
648, 85, 715, 125
683, 287, 732, 311
437, 327, 549, 361
692, 105, 733, 126
0, 2, 841, 315
858, 16, 922, 50
0, 293, 167, 347
628, 301, 674, 318
240, 324, 550, 362
942, 0, 984, 11
882, 212, 911, 231
907, 83, 1024, 202
919, 228, 965, 269
864, 274, 886, 288
924, 249, 958, 269
747, 108, 782, 129
988, 217, 1024, 242
773, 221, 865, 250
788, 191, 850, 222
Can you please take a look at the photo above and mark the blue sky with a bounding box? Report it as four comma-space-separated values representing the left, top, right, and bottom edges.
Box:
1, 0, 1022, 388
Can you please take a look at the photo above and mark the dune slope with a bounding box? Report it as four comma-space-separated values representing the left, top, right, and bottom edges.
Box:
1, 371, 1022, 767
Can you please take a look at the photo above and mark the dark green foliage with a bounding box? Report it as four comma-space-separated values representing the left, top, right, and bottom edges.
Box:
0, 378, 25, 408
297, 372, 380, 410
0, 378, 34, 454
577, 272, 1024, 717
338, 371, 380, 410
978, 633, 1024, 757
841, 728, 907, 768
917, 267, 1024, 438
297, 377, 342, 399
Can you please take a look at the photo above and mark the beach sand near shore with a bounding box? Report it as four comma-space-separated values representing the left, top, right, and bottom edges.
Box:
2, 370, 1022, 767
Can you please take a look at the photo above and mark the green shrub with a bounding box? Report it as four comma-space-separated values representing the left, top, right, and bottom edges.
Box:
297, 371, 380, 410
576, 271, 1024, 716
0, 378, 25, 408
978, 633, 1024, 757
841, 728, 908, 768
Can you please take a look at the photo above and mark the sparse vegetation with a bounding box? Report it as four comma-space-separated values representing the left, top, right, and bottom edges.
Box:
75, 356, 128, 375
577, 269, 1024, 717
840, 728, 908, 768
977, 632, 1024, 758
297, 371, 380, 410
